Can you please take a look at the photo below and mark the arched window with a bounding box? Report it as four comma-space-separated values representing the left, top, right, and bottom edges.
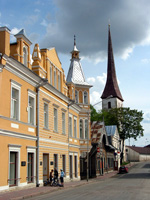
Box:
108, 101, 111, 109
72, 87, 74, 99
58, 74, 61, 91
23, 47, 27, 67
75, 90, 78, 103
83, 91, 88, 104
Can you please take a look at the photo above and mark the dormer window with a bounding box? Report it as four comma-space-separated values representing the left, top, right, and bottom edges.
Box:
83, 91, 88, 104
23, 47, 27, 67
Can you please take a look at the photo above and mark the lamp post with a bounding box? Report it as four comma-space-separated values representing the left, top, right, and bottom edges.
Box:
87, 110, 91, 182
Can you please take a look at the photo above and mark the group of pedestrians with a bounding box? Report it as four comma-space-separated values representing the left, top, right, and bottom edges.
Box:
49, 168, 65, 187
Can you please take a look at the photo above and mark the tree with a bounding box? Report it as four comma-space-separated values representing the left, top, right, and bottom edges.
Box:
90, 106, 144, 163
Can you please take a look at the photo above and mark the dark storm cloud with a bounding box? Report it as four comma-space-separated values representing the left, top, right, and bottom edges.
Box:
40, 0, 150, 61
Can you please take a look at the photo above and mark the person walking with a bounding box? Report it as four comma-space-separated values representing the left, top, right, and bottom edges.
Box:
49, 169, 53, 186
60, 169, 65, 187
54, 168, 58, 183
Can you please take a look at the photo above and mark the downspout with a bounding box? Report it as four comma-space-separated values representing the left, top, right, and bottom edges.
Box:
36, 78, 48, 187
36, 87, 40, 187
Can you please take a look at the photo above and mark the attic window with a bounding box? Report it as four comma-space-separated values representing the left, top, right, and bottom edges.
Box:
23, 47, 27, 67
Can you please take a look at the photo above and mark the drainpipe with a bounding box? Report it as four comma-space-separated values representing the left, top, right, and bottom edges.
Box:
36, 78, 48, 187
67, 99, 75, 179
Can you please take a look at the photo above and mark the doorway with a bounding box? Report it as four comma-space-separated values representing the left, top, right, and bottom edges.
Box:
43, 154, 49, 182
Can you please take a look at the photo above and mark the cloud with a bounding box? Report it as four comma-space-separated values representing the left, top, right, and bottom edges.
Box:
97, 73, 107, 85
10, 27, 21, 43
90, 91, 102, 110
40, 19, 48, 27
0, 12, 1, 17
143, 112, 150, 123
87, 77, 96, 83
25, 15, 39, 25
40, 0, 150, 62
34, 9, 40, 13
141, 58, 150, 64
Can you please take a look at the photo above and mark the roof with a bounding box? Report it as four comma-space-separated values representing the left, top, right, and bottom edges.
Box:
14, 29, 32, 45
101, 25, 123, 101
127, 146, 150, 155
66, 37, 91, 87
105, 125, 117, 136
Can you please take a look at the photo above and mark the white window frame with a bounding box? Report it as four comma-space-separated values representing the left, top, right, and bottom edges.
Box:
69, 114, 72, 137
28, 90, 36, 125
11, 80, 21, 121
74, 117, 77, 138
80, 119, 83, 139
62, 112, 66, 134
8, 144, 21, 186
50, 64, 52, 85
85, 119, 88, 139
75, 90, 78, 103
54, 108, 58, 132
44, 103, 49, 129
54, 70, 56, 88
83, 91, 88, 104
27, 147, 36, 184
58, 73, 61, 91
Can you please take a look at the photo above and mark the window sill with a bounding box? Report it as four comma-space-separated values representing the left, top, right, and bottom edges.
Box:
53, 130, 59, 133
43, 128, 50, 131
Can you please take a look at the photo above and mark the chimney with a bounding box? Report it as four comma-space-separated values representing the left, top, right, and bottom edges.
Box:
0, 27, 10, 56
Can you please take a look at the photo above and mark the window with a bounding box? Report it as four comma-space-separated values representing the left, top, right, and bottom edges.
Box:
44, 103, 48, 129
85, 119, 88, 139
54, 70, 56, 88
62, 112, 65, 134
80, 119, 83, 139
50, 65, 52, 85
74, 118, 77, 138
28, 96, 34, 125
23, 47, 27, 67
83, 91, 88, 104
11, 80, 21, 121
69, 116, 72, 137
75, 90, 78, 103
108, 102, 111, 109
72, 87, 74, 99
11, 88, 19, 120
58, 74, 61, 91
54, 108, 58, 132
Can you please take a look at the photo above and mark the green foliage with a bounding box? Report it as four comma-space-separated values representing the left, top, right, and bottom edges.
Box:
90, 105, 144, 141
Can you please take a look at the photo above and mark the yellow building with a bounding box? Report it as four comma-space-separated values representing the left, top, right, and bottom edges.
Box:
0, 27, 91, 191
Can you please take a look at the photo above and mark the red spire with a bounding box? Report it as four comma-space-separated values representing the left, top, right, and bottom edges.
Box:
101, 25, 123, 101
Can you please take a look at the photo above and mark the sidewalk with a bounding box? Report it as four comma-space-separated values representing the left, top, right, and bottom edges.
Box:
0, 169, 124, 200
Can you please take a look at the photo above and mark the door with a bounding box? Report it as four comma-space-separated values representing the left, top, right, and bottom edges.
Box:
74, 155, 77, 178
69, 155, 73, 179
9, 152, 17, 186
43, 154, 49, 182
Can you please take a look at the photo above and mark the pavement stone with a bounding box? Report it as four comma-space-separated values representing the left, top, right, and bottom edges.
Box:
0, 164, 135, 200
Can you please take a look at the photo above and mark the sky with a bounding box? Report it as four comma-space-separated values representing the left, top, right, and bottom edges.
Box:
0, 0, 150, 147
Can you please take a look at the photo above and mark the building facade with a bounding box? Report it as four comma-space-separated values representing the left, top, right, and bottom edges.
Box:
0, 27, 91, 191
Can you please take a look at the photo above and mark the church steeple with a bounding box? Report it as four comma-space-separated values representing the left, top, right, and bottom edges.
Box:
101, 25, 123, 102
